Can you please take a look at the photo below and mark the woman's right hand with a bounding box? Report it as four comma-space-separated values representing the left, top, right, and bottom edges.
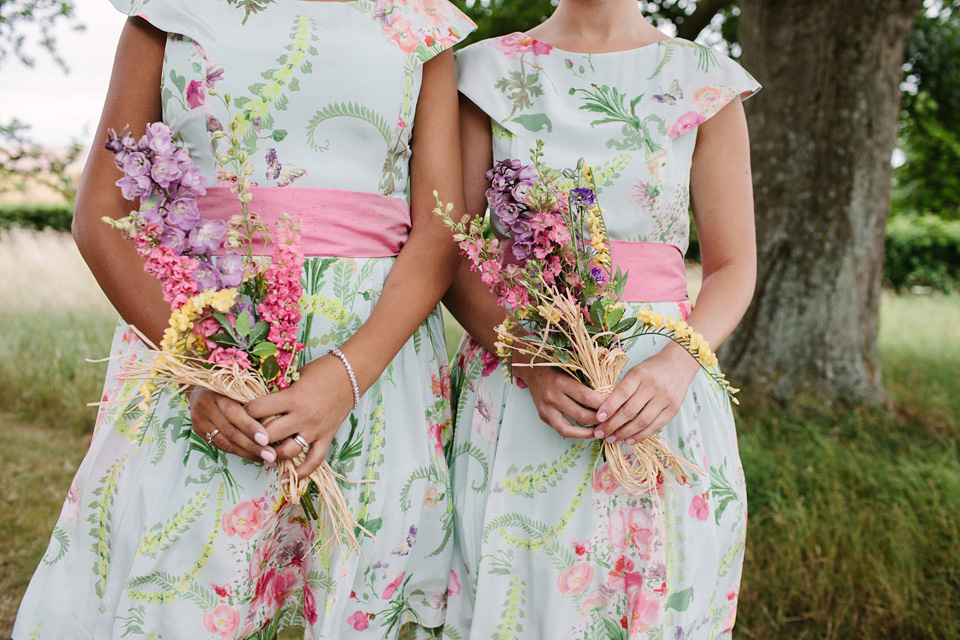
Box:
516, 360, 605, 439
188, 387, 276, 464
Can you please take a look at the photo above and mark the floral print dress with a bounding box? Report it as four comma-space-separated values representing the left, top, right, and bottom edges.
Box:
13, 2, 474, 639
445, 34, 760, 639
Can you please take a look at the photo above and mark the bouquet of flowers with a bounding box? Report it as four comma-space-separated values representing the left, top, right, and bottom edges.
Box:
102, 118, 362, 551
437, 141, 738, 494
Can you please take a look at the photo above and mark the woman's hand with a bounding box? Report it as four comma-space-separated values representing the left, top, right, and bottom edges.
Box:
188, 387, 276, 464
245, 354, 356, 480
593, 344, 700, 445
516, 359, 606, 439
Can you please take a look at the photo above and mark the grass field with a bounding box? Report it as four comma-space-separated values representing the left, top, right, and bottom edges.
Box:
1, 229, 957, 638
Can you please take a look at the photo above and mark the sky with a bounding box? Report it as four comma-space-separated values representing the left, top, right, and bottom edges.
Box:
1, 2, 127, 148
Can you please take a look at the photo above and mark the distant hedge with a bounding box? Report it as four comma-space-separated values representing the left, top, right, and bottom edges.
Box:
3, 204, 958, 291
0, 203, 73, 233
885, 214, 960, 292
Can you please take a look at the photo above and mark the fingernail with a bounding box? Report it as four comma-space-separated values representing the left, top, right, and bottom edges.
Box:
597, 411, 607, 421
280, 475, 290, 485
255, 432, 269, 446
605, 436, 616, 444
261, 449, 276, 463
594, 430, 605, 439
626, 438, 635, 445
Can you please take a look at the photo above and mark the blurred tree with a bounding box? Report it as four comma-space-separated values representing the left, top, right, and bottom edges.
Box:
0, 0, 83, 201
895, 2, 960, 219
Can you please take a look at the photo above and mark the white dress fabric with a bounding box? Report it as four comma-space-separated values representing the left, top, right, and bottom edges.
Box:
445, 34, 760, 639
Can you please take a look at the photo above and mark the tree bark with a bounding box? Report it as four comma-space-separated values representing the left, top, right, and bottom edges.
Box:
726, 0, 922, 401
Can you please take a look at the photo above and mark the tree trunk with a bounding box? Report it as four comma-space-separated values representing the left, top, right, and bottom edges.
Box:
725, 0, 922, 401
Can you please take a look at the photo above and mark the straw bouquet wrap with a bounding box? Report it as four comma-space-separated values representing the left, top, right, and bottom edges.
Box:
437, 141, 738, 494
100, 109, 364, 553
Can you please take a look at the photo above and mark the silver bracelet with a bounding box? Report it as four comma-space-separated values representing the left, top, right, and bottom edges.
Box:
328, 348, 360, 410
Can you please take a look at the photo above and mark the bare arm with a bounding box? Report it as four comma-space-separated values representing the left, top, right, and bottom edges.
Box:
441, 95, 504, 354
73, 17, 169, 345
248, 50, 470, 475
596, 98, 757, 443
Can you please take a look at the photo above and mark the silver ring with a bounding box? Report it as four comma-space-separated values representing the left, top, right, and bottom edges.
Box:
292, 434, 311, 454
206, 428, 220, 445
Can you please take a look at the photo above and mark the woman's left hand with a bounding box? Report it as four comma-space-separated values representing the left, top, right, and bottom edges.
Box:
593, 344, 701, 445
245, 353, 356, 481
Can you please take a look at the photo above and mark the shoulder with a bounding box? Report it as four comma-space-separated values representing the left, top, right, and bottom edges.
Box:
108, 0, 220, 43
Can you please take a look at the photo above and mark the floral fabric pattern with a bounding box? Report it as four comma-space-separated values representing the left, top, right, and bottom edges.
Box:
445, 35, 759, 639
13, 1, 475, 639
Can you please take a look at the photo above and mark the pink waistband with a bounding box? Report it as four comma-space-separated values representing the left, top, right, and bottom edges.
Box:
199, 187, 411, 257
610, 241, 689, 303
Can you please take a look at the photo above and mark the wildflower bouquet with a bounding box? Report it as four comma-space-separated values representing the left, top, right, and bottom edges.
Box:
102, 119, 361, 551
437, 141, 737, 494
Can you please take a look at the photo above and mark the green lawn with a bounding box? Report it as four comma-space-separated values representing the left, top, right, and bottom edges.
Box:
0, 230, 957, 638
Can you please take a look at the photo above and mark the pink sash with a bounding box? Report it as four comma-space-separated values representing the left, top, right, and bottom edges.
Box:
199, 186, 411, 257
610, 241, 689, 303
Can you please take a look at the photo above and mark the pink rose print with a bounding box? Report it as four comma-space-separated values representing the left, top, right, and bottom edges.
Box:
592, 463, 618, 494
202, 604, 239, 639
580, 589, 612, 614
383, 571, 405, 599
348, 610, 371, 631
222, 499, 266, 540
722, 590, 739, 633
557, 562, 594, 595
493, 33, 553, 59
268, 569, 298, 609
572, 540, 592, 557
689, 492, 710, 521
304, 585, 319, 625
608, 508, 655, 553
627, 590, 663, 635
447, 569, 461, 596
185, 79, 205, 109
668, 111, 707, 139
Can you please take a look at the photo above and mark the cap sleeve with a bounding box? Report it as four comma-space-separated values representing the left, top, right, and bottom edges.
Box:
383, 0, 476, 65
455, 38, 523, 137
665, 42, 762, 140
108, 0, 212, 45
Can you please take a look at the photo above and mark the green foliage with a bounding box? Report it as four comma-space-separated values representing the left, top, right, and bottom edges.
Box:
885, 214, 960, 291
0, 203, 73, 232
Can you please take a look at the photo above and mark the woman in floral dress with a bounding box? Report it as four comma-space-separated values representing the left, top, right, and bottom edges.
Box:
15, 1, 474, 638
443, 1, 760, 638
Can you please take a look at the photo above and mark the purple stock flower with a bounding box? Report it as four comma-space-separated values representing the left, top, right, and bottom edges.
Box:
166, 198, 200, 230
139, 205, 163, 227
570, 187, 596, 207
177, 165, 207, 197
121, 151, 151, 177
590, 267, 606, 283
116, 175, 154, 201
192, 262, 221, 291
217, 252, 245, 288
159, 226, 187, 253
142, 122, 175, 156
150, 154, 184, 189
189, 219, 226, 255
104, 135, 124, 154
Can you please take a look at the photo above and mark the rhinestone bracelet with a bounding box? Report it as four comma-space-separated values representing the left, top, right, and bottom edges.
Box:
328, 348, 360, 410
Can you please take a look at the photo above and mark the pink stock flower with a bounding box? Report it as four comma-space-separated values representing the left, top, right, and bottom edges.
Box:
668, 111, 707, 139
383, 571, 405, 599
607, 555, 643, 591
428, 421, 445, 456
222, 499, 266, 540
348, 610, 371, 631
385, 14, 419, 53
186, 80, 206, 109
608, 508, 655, 553
627, 590, 662, 634
202, 604, 239, 639
493, 33, 553, 58
722, 590, 739, 633
580, 589, 612, 614
689, 493, 710, 521
303, 585, 318, 625
592, 463, 619, 494
210, 347, 253, 370
557, 562, 594, 595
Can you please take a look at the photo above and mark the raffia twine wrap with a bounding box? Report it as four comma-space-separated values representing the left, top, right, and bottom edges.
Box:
510, 293, 698, 494
96, 326, 366, 555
